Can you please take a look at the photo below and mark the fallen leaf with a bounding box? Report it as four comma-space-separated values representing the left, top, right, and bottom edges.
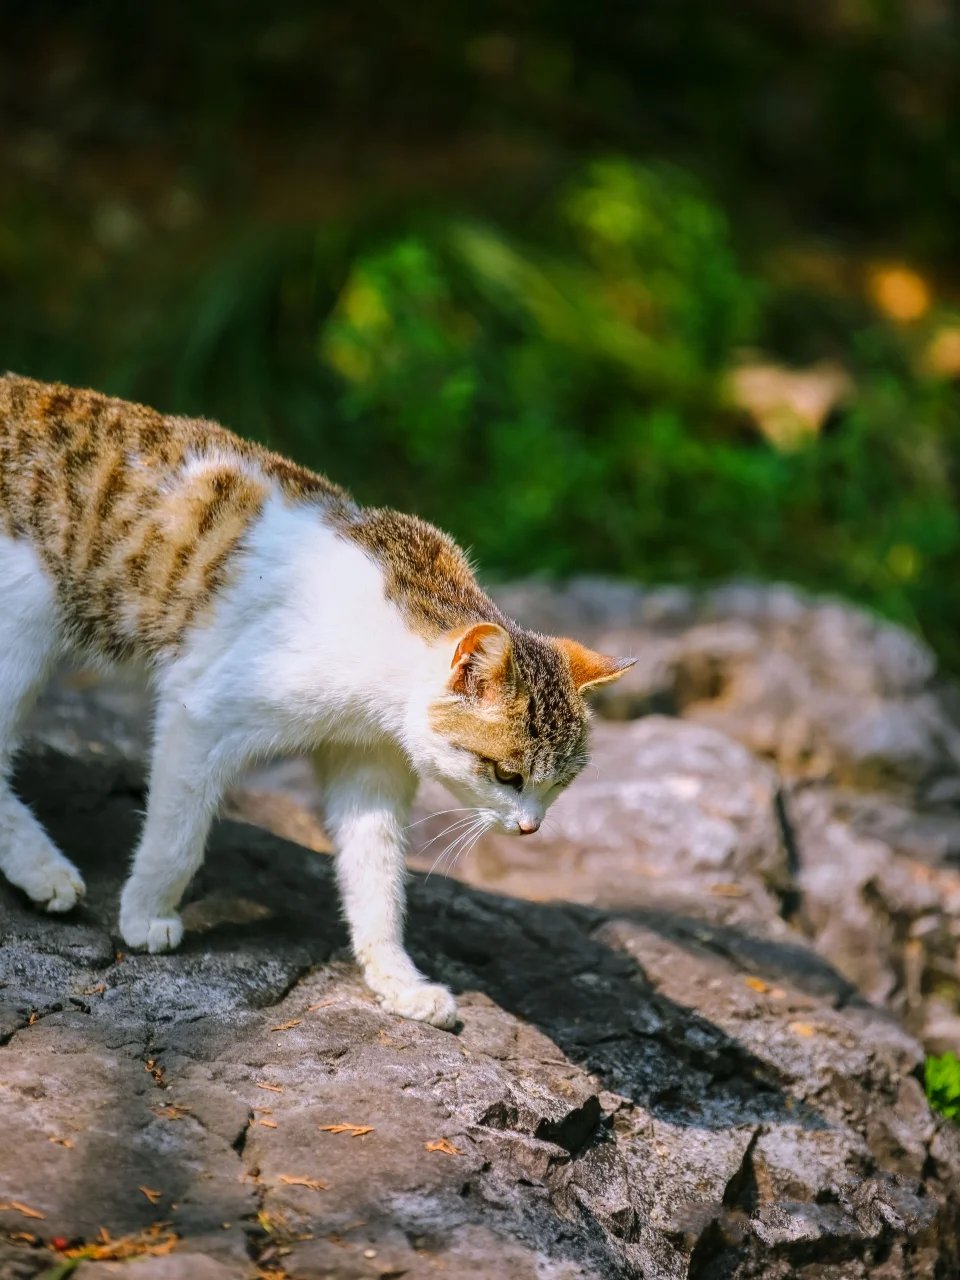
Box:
319, 1123, 374, 1137
744, 976, 770, 993
278, 1175, 328, 1191
10, 1231, 37, 1244
82, 984, 106, 997
62, 1223, 178, 1261
270, 1020, 301, 1032
259, 1117, 278, 1129
256, 1082, 284, 1093
152, 1103, 191, 1120
27, 1011, 39, 1026
48, 1136, 75, 1148
425, 1138, 461, 1156
709, 883, 745, 897
789, 1021, 815, 1037
305, 1000, 336, 1012
0, 1201, 45, 1220
138, 1187, 162, 1205
144, 1059, 166, 1086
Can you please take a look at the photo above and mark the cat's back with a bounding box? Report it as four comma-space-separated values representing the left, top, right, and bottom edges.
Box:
0, 374, 345, 657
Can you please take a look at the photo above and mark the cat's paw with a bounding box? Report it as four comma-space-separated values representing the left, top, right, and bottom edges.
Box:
120, 912, 184, 954
22, 858, 86, 913
377, 980, 458, 1030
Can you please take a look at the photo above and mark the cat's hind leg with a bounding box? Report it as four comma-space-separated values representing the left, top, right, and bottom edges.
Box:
0, 536, 84, 912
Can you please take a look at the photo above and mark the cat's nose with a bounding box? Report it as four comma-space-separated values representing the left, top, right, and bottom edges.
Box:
517, 818, 540, 835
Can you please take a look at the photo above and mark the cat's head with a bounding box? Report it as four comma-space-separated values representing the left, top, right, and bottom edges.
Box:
416, 621, 634, 835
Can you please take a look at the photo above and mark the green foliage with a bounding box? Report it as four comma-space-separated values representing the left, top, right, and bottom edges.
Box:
925, 1053, 960, 1122
4, 157, 960, 671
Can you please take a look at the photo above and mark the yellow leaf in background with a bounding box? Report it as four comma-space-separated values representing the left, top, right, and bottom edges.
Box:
270, 1019, 301, 1032
319, 1123, 374, 1137
923, 325, 960, 378
867, 264, 931, 322
256, 1082, 284, 1093
728, 361, 852, 450
789, 1021, 815, 1037
278, 1175, 328, 1191
258, 1117, 278, 1129
138, 1187, 162, 1205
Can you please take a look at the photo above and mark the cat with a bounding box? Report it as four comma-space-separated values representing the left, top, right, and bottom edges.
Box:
0, 374, 633, 1028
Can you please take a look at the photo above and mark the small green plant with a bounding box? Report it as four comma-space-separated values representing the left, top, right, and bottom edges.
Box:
925, 1052, 960, 1121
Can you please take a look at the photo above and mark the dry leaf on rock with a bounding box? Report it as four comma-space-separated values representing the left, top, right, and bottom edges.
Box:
0, 1201, 45, 1220
278, 1175, 328, 1191
61, 1223, 178, 1261
425, 1138, 461, 1156
152, 1103, 190, 1120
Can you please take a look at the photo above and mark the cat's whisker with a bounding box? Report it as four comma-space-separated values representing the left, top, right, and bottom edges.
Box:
403, 807, 473, 832
437, 811, 489, 876
416, 814, 477, 861
450, 825, 484, 873
442, 820, 486, 878
451, 815, 494, 875
424, 814, 483, 881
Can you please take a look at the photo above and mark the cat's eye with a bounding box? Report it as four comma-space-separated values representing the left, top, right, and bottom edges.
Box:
493, 763, 524, 791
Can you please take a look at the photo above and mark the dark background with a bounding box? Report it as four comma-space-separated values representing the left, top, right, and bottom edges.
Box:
3, 1, 959, 666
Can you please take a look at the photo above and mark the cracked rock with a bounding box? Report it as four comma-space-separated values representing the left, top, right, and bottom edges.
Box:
1, 745, 958, 1279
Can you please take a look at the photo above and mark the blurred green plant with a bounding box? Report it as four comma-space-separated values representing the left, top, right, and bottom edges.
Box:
4, 159, 959, 670
925, 1052, 960, 1122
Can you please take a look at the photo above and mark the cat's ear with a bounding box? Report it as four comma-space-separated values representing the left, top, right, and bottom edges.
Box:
447, 622, 514, 700
555, 637, 636, 694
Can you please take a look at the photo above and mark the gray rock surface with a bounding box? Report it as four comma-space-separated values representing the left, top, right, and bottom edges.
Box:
493, 580, 960, 1052
2, 740, 959, 1279
5, 579, 960, 1278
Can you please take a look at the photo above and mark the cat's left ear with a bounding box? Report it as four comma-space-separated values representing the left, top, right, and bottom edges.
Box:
447, 622, 515, 701
555, 637, 636, 694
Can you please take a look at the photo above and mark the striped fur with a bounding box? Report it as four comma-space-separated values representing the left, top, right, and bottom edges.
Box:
0, 373, 633, 1026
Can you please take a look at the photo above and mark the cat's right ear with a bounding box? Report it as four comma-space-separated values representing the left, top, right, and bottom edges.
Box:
446, 623, 514, 701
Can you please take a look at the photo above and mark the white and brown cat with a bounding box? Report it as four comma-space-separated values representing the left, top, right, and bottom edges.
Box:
0, 374, 632, 1028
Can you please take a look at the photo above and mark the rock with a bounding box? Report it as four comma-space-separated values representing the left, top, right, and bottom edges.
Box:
495, 579, 960, 794
489, 579, 960, 1053
1, 747, 958, 1279
410, 717, 790, 908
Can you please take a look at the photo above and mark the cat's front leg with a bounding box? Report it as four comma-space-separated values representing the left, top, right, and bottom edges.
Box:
315, 740, 458, 1030
119, 701, 225, 953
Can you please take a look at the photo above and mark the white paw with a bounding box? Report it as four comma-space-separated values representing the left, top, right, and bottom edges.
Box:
23, 859, 86, 913
377, 980, 459, 1030
120, 912, 184, 953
